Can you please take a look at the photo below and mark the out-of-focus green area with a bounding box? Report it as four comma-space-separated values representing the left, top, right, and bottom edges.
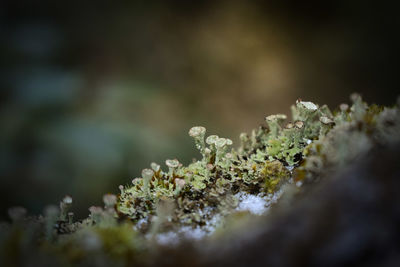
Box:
0, 1, 398, 219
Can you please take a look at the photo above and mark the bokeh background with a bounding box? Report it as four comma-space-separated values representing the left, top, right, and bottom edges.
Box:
1, 0, 398, 220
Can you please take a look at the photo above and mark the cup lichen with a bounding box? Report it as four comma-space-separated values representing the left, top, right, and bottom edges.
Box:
116, 97, 349, 231
2, 94, 399, 266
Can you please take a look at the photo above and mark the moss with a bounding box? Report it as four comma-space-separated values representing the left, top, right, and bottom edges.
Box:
116, 97, 338, 231
2, 93, 399, 266
294, 94, 399, 185
94, 224, 140, 259
262, 161, 290, 194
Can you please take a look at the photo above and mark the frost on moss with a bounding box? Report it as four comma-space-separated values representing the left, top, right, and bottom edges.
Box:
1, 94, 399, 266
116, 98, 339, 232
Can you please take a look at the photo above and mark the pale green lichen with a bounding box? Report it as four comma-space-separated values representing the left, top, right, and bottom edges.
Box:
116, 94, 400, 236
59, 195, 72, 222
295, 94, 400, 185
116, 97, 340, 231
2, 94, 400, 266
188, 126, 207, 157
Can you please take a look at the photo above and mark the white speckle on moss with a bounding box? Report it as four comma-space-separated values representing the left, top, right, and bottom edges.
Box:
156, 231, 179, 246
181, 226, 207, 240
151, 189, 289, 245
154, 226, 211, 245
285, 165, 294, 172
235, 192, 268, 215
133, 218, 147, 231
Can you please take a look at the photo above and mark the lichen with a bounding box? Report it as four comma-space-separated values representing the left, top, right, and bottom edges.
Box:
1, 94, 399, 266
295, 94, 400, 185
116, 97, 340, 233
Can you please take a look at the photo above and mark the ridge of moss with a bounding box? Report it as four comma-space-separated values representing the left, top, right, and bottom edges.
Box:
116, 98, 339, 230
2, 94, 399, 266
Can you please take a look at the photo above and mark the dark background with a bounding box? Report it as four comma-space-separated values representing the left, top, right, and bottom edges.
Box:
0, 0, 398, 220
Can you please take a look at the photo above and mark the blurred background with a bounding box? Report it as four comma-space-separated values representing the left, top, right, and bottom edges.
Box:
0, 0, 398, 220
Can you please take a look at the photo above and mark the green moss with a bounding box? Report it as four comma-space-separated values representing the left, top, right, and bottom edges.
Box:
295, 94, 400, 185
262, 160, 290, 194
116, 97, 340, 230
2, 93, 399, 266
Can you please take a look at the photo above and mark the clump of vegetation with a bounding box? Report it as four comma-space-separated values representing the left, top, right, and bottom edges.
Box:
116, 98, 336, 232
1, 94, 399, 266
295, 94, 400, 185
